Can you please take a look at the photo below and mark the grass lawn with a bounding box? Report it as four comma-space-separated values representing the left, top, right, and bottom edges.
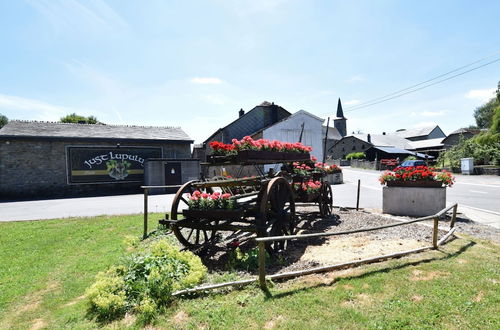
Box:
0, 214, 499, 329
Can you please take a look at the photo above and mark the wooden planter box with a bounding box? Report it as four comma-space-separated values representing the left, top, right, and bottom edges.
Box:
182, 209, 244, 220
295, 191, 320, 202
236, 150, 310, 162
382, 186, 446, 217
325, 172, 343, 185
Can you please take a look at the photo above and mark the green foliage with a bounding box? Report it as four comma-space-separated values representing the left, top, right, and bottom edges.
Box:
0, 113, 8, 128
404, 155, 417, 161
345, 152, 366, 160
473, 97, 499, 129
438, 135, 500, 167
60, 113, 100, 124
86, 238, 206, 323
227, 247, 269, 271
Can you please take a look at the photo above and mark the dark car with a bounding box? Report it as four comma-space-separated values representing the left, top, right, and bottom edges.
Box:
399, 160, 426, 167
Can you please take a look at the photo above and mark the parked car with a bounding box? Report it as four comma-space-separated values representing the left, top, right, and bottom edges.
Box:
399, 160, 426, 167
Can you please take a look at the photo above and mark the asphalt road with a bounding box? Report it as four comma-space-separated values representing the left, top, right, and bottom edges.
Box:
1, 167, 499, 229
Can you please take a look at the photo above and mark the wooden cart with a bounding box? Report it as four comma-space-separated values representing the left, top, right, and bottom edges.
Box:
164, 151, 333, 253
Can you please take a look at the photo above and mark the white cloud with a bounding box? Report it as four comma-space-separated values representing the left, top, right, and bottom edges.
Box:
348, 75, 365, 83
190, 77, 223, 85
345, 99, 360, 106
0, 93, 95, 121
465, 88, 496, 103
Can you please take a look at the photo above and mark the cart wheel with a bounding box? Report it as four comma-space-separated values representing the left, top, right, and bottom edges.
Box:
258, 177, 295, 254
171, 181, 218, 249
319, 183, 333, 217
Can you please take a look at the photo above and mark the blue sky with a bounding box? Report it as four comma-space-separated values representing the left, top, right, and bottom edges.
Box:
0, 0, 499, 143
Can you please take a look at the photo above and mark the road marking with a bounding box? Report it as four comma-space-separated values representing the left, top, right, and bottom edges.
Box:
459, 204, 500, 216
455, 182, 500, 188
469, 190, 487, 194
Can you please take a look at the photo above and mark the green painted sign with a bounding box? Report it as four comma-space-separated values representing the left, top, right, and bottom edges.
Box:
67, 146, 162, 184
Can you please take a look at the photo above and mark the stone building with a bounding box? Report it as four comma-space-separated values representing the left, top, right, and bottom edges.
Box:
0, 121, 192, 199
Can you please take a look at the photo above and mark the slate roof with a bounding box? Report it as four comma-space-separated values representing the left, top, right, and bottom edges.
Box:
203, 101, 291, 144
408, 138, 444, 150
351, 133, 413, 149
251, 109, 323, 136
393, 126, 440, 139
323, 125, 342, 140
0, 120, 192, 142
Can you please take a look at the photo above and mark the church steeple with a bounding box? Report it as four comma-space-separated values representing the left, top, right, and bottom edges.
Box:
334, 98, 347, 137
336, 98, 345, 118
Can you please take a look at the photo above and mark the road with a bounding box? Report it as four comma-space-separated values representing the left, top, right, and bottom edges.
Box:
334, 167, 500, 228
1, 167, 499, 229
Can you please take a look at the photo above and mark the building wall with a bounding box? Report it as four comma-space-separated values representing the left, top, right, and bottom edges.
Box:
442, 132, 474, 149
0, 139, 191, 199
262, 112, 324, 161
328, 136, 372, 159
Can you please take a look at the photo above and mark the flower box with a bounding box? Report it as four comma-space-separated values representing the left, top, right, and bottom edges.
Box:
386, 180, 443, 188
236, 150, 310, 162
383, 186, 446, 217
325, 173, 343, 185
182, 209, 244, 220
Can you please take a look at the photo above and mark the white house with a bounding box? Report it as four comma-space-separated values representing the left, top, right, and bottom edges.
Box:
252, 110, 325, 162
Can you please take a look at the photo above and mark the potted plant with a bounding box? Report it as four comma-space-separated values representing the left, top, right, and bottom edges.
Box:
293, 179, 322, 202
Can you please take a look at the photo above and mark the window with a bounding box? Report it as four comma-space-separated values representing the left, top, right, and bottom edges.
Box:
352, 146, 356, 150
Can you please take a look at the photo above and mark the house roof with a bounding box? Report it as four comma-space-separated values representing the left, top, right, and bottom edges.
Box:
323, 125, 342, 140
408, 138, 444, 150
351, 133, 413, 149
447, 127, 482, 135
251, 109, 323, 136
0, 120, 192, 142
393, 125, 441, 139
203, 101, 291, 144
367, 146, 434, 159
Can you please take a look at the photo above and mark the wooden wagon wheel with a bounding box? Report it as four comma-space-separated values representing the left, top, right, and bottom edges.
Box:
318, 182, 333, 217
258, 177, 296, 254
171, 180, 218, 249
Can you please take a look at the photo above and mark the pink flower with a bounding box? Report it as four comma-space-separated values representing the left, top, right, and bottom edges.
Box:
201, 192, 209, 199
221, 193, 231, 199
193, 190, 201, 197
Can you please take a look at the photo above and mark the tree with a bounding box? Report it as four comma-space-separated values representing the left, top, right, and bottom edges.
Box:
0, 113, 8, 128
473, 97, 499, 129
60, 113, 100, 124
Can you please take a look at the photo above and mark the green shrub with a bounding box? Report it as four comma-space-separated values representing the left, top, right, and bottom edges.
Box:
346, 152, 366, 160
86, 238, 206, 323
86, 267, 127, 321
228, 247, 269, 271
404, 155, 417, 161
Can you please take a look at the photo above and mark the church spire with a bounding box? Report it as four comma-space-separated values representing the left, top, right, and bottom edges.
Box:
334, 98, 347, 137
336, 98, 345, 118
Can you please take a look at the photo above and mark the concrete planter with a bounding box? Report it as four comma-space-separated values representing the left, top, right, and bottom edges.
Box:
325, 173, 343, 185
382, 186, 446, 217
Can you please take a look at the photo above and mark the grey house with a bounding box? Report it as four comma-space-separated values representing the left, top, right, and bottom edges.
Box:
0, 121, 192, 198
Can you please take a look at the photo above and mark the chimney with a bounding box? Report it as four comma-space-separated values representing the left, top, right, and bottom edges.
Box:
239, 108, 245, 117
367, 134, 371, 143
382, 132, 386, 135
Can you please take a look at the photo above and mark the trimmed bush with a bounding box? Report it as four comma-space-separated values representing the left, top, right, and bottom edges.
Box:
86, 238, 206, 323
346, 152, 366, 160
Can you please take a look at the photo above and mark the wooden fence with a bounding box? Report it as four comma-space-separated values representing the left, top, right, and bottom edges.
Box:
173, 203, 458, 295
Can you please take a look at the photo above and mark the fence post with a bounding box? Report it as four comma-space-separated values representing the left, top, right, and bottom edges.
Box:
143, 188, 149, 239
432, 216, 439, 249
258, 241, 267, 290
356, 180, 361, 211
450, 204, 458, 229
